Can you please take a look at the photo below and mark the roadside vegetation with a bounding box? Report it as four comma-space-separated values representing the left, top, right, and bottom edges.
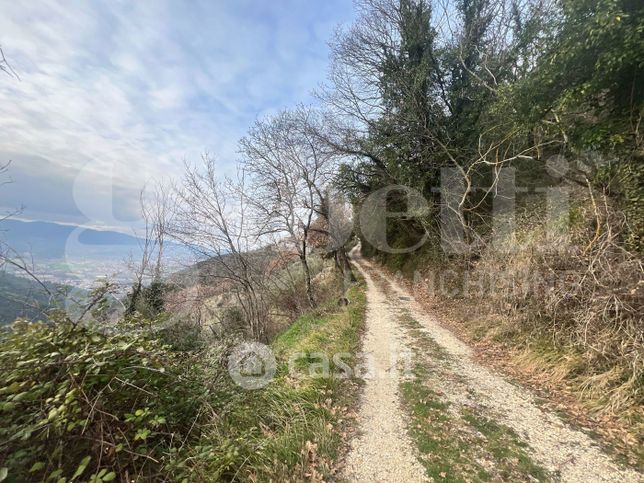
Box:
191, 282, 366, 481
335, 0, 642, 461
371, 189, 643, 465
0, 266, 365, 481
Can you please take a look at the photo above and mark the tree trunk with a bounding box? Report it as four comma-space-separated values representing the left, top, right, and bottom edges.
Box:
300, 255, 314, 307
300, 239, 315, 307
336, 246, 356, 283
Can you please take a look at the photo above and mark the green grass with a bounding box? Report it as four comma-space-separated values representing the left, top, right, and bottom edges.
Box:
461, 410, 552, 482
189, 282, 367, 481
398, 310, 451, 362
398, 313, 552, 482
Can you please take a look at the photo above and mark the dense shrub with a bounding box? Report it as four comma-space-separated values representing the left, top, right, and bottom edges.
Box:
218, 306, 246, 336
187, 282, 367, 481
157, 316, 208, 352
0, 317, 212, 482
266, 256, 327, 321
475, 196, 643, 415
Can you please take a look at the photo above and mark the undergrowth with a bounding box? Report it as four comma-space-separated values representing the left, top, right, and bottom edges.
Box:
0, 278, 366, 482
362, 189, 643, 465
0, 315, 215, 482
184, 281, 367, 481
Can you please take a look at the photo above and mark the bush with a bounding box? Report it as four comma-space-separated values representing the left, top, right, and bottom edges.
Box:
188, 282, 367, 481
474, 194, 643, 416
218, 306, 246, 335
0, 316, 211, 482
266, 256, 327, 321
157, 316, 208, 352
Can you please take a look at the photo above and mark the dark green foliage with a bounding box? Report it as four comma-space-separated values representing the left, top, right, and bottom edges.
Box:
144, 280, 166, 315
507, 0, 643, 140
0, 273, 367, 482
494, 0, 644, 248
0, 316, 211, 482
0, 272, 80, 325
376, 0, 442, 190
126, 280, 171, 319
336, 0, 643, 252
157, 317, 207, 352
337, 0, 642, 439
0, 272, 57, 324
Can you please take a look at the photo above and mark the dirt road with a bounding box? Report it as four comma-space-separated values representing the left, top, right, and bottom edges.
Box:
344, 251, 642, 482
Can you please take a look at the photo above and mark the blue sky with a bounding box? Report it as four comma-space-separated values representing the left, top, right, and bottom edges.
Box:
0, 0, 354, 231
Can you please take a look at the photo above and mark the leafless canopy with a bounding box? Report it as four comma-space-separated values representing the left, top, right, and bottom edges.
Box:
172, 154, 271, 339
239, 106, 340, 305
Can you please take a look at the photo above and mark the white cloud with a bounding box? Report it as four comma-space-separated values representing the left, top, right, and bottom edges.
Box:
0, 0, 354, 228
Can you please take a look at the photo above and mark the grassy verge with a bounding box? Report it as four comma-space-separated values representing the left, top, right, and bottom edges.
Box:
421, 299, 644, 468
188, 281, 366, 481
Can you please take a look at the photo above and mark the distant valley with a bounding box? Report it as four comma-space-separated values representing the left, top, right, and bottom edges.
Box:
0, 271, 77, 324
0, 218, 192, 289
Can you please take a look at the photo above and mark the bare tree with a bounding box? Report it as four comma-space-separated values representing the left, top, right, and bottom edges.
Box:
126, 190, 157, 316
171, 155, 270, 340
316, 0, 554, 262
147, 182, 177, 282
125, 182, 176, 317
299, 114, 356, 281
0, 45, 18, 79
239, 106, 342, 306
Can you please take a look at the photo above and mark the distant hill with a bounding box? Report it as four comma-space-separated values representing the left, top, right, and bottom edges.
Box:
0, 271, 71, 324
169, 246, 282, 287
0, 219, 142, 259
0, 219, 193, 287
